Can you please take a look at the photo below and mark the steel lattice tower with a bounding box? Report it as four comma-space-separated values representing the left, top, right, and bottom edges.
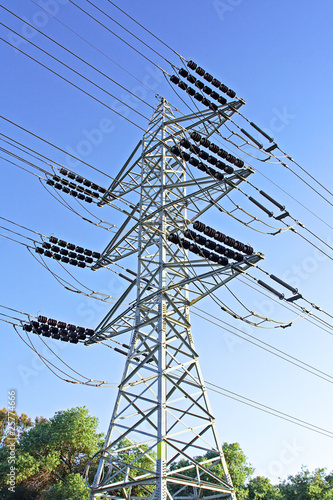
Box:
85, 98, 263, 499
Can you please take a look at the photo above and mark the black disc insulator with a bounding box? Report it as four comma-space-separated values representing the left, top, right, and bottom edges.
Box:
198, 150, 209, 160
202, 98, 210, 107
180, 238, 190, 249
195, 80, 204, 90
186, 87, 196, 96
178, 81, 188, 90
218, 256, 228, 266
226, 154, 236, 164
234, 158, 245, 168
205, 240, 216, 250
202, 248, 211, 258
204, 226, 216, 238
171, 146, 181, 156
218, 96, 227, 105
207, 155, 217, 165
189, 244, 200, 254
187, 74, 196, 84
203, 86, 212, 95
190, 132, 201, 142
224, 165, 234, 174
170, 75, 180, 84
168, 233, 180, 244
218, 148, 228, 159
216, 160, 225, 171
210, 91, 219, 100
209, 143, 219, 154
195, 235, 206, 245
184, 229, 196, 240
194, 92, 203, 102
215, 244, 226, 255
187, 60, 197, 70
195, 66, 205, 76
209, 102, 218, 111
237, 242, 245, 252
211, 78, 221, 88
227, 89, 236, 98
200, 137, 210, 148
197, 162, 208, 172
193, 221, 205, 232
214, 231, 226, 243
219, 84, 228, 93
210, 253, 220, 263
179, 68, 188, 77
180, 139, 191, 149
190, 144, 200, 154
244, 245, 254, 255
234, 253, 244, 262
204, 72, 213, 82
225, 249, 236, 258
214, 171, 224, 181
189, 157, 199, 167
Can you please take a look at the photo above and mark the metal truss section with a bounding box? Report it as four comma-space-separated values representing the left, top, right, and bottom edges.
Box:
87, 254, 263, 344
93, 101, 249, 269
88, 99, 258, 500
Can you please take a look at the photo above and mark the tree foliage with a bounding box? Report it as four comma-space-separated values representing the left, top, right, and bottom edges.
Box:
0, 408, 34, 447
279, 467, 333, 500
0, 406, 103, 499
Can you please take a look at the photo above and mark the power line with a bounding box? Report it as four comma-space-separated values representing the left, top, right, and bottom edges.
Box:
192, 307, 333, 384
28, 0, 156, 93
106, 0, 184, 59
85, 0, 175, 67
0, 37, 148, 132
204, 381, 333, 439
214, 128, 333, 231
233, 107, 333, 200
0, 115, 117, 179
0, 23, 152, 122
0, 6, 155, 112
222, 119, 333, 209
68, 0, 167, 73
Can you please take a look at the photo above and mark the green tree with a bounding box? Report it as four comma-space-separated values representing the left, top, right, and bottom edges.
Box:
222, 442, 254, 498
247, 476, 282, 499
0, 406, 103, 500
169, 443, 254, 499
279, 467, 333, 499
0, 408, 34, 446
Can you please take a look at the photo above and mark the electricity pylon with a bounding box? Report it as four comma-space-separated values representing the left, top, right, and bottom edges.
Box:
85, 98, 263, 499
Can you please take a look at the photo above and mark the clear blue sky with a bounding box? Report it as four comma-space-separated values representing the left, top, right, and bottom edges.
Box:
1, 0, 333, 483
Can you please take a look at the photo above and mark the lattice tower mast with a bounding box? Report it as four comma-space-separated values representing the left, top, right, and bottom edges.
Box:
86, 98, 263, 499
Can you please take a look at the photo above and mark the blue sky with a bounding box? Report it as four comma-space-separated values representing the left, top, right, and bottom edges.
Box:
1, 0, 333, 483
